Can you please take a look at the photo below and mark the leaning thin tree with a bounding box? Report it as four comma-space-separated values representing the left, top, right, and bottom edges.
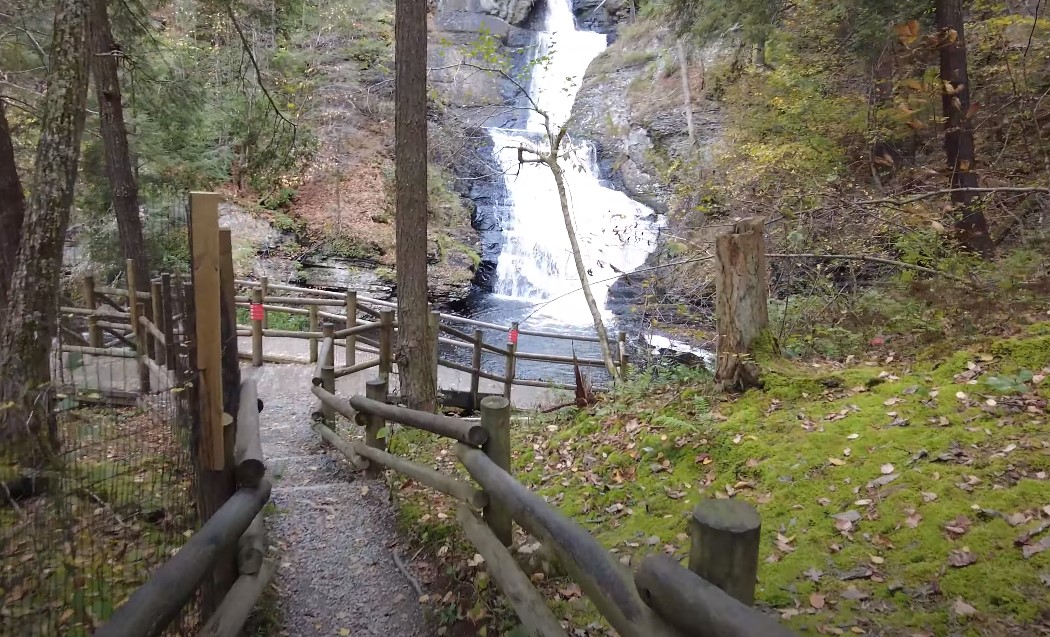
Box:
393, 0, 437, 410
0, 0, 92, 465
509, 88, 619, 379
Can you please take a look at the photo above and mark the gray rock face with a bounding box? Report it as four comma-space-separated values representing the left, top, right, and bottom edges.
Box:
573, 0, 631, 33
481, 0, 538, 25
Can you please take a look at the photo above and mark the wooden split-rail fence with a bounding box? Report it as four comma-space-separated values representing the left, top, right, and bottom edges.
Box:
231, 277, 631, 405
310, 340, 797, 637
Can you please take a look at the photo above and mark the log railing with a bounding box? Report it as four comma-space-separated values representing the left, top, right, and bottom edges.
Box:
310, 372, 797, 637
59, 262, 187, 399
235, 277, 633, 407
93, 378, 273, 637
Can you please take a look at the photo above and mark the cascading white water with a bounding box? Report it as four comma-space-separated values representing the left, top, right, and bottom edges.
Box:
488, 0, 660, 324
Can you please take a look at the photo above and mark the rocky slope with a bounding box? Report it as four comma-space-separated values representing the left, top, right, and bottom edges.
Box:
568, 17, 730, 327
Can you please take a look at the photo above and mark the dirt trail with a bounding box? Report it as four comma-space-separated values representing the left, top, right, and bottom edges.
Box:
249, 363, 431, 637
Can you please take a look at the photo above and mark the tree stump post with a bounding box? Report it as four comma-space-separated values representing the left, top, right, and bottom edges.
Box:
714, 217, 770, 389
344, 290, 357, 366
364, 378, 388, 479
480, 395, 513, 546
688, 499, 762, 606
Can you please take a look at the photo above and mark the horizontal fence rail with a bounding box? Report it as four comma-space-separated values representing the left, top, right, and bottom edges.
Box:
94, 480, 273, 637
307, 360, 797, 637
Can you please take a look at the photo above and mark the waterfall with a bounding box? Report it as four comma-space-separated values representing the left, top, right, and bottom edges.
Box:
486, 0, 661, 325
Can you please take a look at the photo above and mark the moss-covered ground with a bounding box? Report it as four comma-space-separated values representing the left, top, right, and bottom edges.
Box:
389, 323, 1050, 636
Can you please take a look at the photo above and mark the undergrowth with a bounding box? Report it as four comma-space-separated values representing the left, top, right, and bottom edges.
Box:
390, 324, 1050, 636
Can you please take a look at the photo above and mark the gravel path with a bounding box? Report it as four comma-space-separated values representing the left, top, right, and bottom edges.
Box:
248, 364, 431, 637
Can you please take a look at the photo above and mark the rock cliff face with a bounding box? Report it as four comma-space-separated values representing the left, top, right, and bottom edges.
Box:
572, 0, 633, 34
568, 19, 730, 318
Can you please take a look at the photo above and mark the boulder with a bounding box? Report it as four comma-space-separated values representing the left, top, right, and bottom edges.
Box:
480, 0, 539, 26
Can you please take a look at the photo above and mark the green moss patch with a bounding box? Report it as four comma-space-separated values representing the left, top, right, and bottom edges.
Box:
390, 331, 1049, 635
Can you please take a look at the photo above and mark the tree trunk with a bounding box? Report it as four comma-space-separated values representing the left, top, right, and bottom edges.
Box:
0, 0, 91, 464
714, 218, 769, 390
89, 0, 149, 290
0, 101, 26, 320
394, 0, 436, 411
677, 38, 695, 146
936, 0, 994, 258
546, 157, 618, 378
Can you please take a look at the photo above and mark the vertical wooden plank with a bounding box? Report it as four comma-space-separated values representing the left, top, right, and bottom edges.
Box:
470, 329, 483, 411
161, 274, 177, 371
251, 288, 263, 367
378, 310, 394, 381
688, 499, 762, 606
345, 290, 357, 367
480, 396, 513, 546
308, 304, 319, 363
219, 228, 241, 418
83, 274, 101, 348
190, 191, 225, 472
364, 378, 388, 479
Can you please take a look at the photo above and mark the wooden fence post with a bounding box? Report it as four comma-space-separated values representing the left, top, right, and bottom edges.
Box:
470, 328, 483, 411
161, 274, 177, 371
151, 281, 165, 365
688, 499, 762, 606
127, 258, 156, 363
321, 322, 336, 427
364, 378, 388, 479
259, 276, 269, 329
480, 395, 512, 546
503, 322, 518, 400
219, 228, 241, 417
618, 331, 628, 379
251, 288, 263, 368
345, 290, 357, 367
378, 309, 394, 381
714, 217, 769, 390
308, 304, 319, 363
82, 274, 102, 348
133, 302, 151, 393
430, 309, 440, 397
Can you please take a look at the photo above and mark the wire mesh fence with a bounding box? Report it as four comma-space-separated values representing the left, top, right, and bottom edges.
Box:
1, 210, 201, 636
